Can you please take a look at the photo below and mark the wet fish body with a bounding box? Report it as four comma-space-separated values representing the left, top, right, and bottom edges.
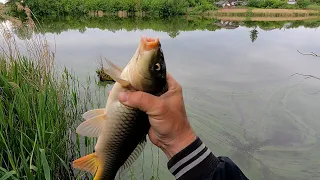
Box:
73, 37, 167, 180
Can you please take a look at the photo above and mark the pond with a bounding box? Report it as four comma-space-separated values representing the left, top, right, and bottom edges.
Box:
8, 16, 320, 180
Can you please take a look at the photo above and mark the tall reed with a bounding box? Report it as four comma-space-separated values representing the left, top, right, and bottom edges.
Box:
0, 8, 106, 179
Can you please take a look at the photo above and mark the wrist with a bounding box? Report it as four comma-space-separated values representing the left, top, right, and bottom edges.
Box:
162, 127, 197, 159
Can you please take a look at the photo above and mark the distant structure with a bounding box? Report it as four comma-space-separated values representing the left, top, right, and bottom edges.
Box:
215, 0, 247, 8
214, 20, 240, 29
287, 0, 296, 4
215, 0, 236, 7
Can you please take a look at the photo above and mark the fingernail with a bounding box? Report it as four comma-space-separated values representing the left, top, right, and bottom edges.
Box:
118, 92, 128, 102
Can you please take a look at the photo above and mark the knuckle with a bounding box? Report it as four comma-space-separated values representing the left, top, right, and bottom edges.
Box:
130, 91, 148, 110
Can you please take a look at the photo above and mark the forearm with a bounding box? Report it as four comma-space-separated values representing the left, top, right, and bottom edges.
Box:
167, 137, 248, 180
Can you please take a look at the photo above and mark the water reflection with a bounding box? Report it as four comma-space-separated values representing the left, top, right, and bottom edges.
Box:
4, 16, 320, 180
250, 28, 259, 43
10, 16, 320, 40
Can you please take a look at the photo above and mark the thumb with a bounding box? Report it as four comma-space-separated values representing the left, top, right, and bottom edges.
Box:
118, 91, 160, 113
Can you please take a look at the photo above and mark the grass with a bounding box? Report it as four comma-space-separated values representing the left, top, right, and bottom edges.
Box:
0, 10, 105, 179
307, 4, 320, 10
208, 8, 320, 17
0, 56, 71, 179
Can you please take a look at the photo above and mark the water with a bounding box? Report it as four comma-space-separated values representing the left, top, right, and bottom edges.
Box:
7, 16, 320, 179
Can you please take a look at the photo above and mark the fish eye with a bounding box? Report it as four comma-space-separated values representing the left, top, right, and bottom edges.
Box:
154, 63, 161, 71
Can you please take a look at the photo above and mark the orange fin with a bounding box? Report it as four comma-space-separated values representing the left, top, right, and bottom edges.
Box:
73, 153, 99, 175
94, 167, 104, 180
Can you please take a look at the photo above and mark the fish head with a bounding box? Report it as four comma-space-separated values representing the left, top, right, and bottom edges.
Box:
127, 37, 167, 95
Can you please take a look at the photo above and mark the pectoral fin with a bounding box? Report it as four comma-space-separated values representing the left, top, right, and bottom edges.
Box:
82, 108, 105, 120
76, 114, 106, 137
73, 153, 99, 175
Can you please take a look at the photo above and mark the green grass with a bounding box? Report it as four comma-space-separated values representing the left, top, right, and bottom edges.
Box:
307, 4, 320, 10
0, 18, 103, 179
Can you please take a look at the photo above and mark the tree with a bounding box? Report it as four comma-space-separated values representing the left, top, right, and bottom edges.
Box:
296, 0, 311, 8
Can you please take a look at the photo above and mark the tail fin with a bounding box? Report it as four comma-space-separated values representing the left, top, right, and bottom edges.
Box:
72, 153, 99, 175
94, 166, 104, 180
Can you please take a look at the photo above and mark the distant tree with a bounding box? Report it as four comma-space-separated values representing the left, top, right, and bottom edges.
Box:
296, 0, 311, 8
250, 28, 259, 43
247, 0, 262, 8
310, 0, 320, 4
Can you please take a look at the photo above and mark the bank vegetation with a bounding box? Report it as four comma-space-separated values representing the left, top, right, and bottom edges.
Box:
6, 0, 217, 17
0, 12, 105, 179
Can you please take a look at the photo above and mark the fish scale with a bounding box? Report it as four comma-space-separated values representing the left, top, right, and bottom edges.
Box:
99, 102, 150, 179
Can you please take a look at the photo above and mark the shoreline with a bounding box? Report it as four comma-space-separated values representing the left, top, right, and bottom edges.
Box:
86, 8, 320, 19
197, 8, 320, 17
215, 16, 320, 22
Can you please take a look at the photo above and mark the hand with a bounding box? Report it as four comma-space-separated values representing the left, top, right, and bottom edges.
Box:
117, 73, 196, 159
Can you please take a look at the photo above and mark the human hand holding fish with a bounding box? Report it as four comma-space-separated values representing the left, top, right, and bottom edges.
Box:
116, 73, 197, 159
73, 36, 187, 179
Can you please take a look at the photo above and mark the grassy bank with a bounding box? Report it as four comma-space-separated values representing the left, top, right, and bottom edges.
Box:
0, 18, 106, 179
202, 8, 320, 17
0, 58, 72, 179
216, 15, 320, 21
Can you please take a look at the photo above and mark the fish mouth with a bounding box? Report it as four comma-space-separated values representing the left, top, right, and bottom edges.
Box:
140, 37, 159, 51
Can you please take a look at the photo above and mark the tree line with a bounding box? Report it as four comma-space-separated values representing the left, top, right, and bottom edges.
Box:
7, 0, 217, 17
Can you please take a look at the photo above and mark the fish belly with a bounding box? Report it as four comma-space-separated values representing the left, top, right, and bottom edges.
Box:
99, 101, 150, 179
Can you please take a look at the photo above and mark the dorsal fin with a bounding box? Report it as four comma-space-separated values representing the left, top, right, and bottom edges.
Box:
103, 59, 131, 88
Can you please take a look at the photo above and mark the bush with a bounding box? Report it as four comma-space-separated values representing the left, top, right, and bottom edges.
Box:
307, 4, 320, 9
248, 0, 301, 8
247, 0, 262, 8
310, 0, 320, 4
297, 0, 311, 8
9, 0, 191, 16
193, 0, 217, 11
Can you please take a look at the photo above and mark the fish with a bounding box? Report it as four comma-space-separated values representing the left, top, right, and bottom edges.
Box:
72, 37, 168, 180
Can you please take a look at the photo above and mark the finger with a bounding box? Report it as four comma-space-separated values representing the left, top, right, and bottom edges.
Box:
118, 91, 161, 113
108, 91, 111, 95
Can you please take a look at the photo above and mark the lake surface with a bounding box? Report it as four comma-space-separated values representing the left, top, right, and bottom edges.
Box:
6, 16, 320, 180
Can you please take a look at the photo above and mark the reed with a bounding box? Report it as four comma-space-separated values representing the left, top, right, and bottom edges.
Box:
0, 9, 107, 179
